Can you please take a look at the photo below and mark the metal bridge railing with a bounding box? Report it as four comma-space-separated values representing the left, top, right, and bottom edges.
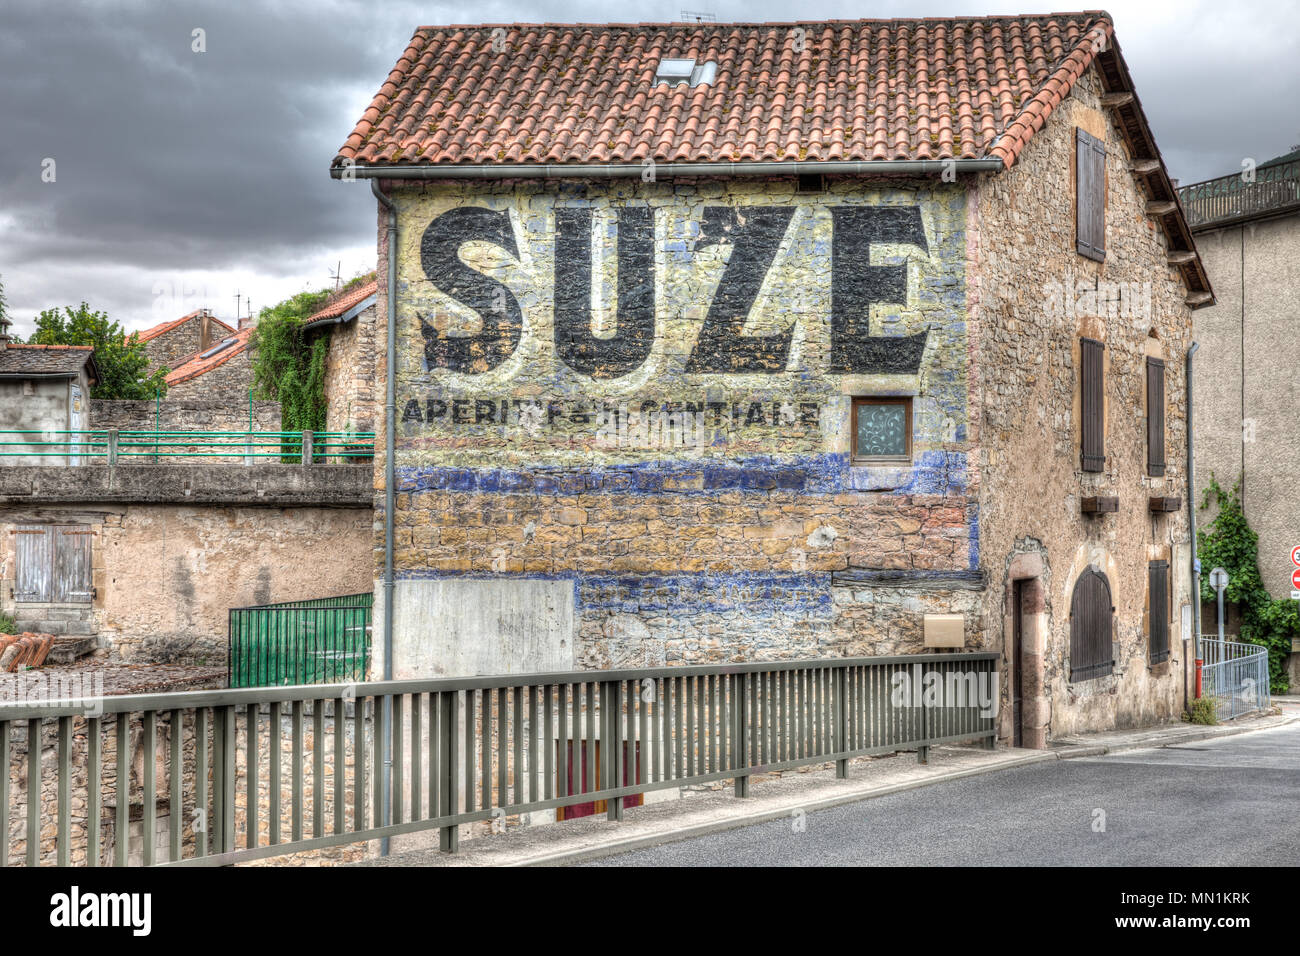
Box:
1178, 159, 1300, 229
228, 593, 373, 688
1200, 638, 1270, 722
0, 429, 374, 464
0, 653, 998, 866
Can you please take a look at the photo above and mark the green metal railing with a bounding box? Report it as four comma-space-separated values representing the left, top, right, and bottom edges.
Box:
229, 593, 373, 688
0, 429, 374, 464
0, 653, 998, 866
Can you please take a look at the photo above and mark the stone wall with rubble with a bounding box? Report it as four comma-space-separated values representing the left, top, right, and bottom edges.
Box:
319, 304, 379, 436
376, 176, 980, 679
974, 64, 1196, 740
91, 398, 281, 434
0, 468, 373, 664
166, 348, 256, 403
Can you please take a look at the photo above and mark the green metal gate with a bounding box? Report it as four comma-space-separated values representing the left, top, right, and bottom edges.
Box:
228, 593, 372, 688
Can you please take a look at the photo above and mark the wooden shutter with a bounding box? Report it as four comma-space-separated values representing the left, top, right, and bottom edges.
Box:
1149, 560, 1170, 664
13, 526, 53, 602
1076, 128, 1106, 261
53, 526, 94, 603
1080, 337, 1105, 472
1146, 357, 1166, 476
1070, 567, 1114, 681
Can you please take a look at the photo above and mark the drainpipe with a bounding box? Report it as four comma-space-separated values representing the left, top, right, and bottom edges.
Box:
331, 158, 1006, 181
371, 178, 397, 856
1186, 341, 1201, 705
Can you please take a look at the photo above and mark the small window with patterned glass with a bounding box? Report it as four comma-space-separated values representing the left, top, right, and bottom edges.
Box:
852, 397, 912, 464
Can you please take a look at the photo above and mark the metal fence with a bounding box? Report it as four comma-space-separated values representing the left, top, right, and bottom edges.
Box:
228, 593, 373, 688
1200, 638, 1270, 721
1178, 158, 1300, 229
0, 653, 997, 866
0, 429, 374, 464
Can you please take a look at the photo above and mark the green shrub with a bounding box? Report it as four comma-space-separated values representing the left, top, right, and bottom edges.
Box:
1184, 696, 1219, 725
0, 612, 15, 635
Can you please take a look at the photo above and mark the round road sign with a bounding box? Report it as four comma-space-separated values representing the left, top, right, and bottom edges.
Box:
1293, 567, 1300, 589
1292, 545, 1300, 566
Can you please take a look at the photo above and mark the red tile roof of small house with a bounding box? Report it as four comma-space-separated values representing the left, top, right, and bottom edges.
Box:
335, 13, 1213, 302
164, 326, 253, 386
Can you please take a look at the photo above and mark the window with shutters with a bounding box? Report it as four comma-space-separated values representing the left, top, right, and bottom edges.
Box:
1149, 560, 1170, 664
1069, 566, 1114, 681
1079, 337, 1105, 472
1146, 357, 1166, 476
1076, 128, 1106, 261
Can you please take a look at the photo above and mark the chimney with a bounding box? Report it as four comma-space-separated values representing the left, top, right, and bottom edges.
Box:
0, 315, 11, 352
200, 308, 212, 350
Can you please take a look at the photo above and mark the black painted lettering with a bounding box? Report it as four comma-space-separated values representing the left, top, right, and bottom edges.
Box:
420, 207, 523, 374
686, 207, 797, 373
829, 206, 930, 373
554, 206, 656, 378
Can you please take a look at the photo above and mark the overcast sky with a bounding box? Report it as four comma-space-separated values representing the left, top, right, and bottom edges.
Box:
1, 0, 1296, 336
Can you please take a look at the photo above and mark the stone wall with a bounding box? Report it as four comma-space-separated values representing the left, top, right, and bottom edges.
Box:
167, 348, 256, 404
319, 304, 378, 436
974, 64, 1196, 738
91, 398, 281, 434
377, 176, 979, 679
142, 319, 201, 375
0, 465, 374, 664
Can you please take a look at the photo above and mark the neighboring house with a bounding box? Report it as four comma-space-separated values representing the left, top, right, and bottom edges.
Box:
133, 308, 235, 375
1179, 149, 1300, 678
0, 317, 99, 465
303, 278, 378, 435
163, 325, 255, 402
336, 14, 1213, 743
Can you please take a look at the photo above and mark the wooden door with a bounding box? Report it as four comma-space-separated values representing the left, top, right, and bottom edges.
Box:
1011, 581, 1024, 748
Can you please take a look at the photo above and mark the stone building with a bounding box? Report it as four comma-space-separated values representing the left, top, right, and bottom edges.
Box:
303, 278, 379, 435
162, 325, 255, 402
133, 309, 235, 376
335, 14, 1214, 743
0, 318, 98, 465
1179, 149, 1300, 679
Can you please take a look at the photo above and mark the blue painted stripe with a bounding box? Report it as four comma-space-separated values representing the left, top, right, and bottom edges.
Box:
394, 450, 967, 496
391, 569, 835, 616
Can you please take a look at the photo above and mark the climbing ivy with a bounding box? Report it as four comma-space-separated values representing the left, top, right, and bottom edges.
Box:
249, 289, 333, 434
1198, 475, 1296, 692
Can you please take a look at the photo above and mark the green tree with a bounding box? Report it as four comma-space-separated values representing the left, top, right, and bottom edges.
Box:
29, 302, 168, 399
1198, 475, 1297, 692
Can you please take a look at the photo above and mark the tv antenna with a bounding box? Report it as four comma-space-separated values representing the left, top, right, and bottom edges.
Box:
681, 9, 715, 21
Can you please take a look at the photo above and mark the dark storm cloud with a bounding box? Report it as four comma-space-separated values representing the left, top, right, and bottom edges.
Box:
1, 0, 1295, 333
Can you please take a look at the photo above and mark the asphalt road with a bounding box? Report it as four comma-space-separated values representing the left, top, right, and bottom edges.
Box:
587, 722, 1300, 866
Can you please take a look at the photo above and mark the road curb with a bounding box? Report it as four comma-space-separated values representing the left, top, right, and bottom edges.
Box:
1051, 713, 1299, 759
515, 751, 1058, 867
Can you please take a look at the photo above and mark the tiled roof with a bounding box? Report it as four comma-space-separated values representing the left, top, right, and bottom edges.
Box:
134, 310, 235, 344
336, 15, 1119, 169
164, 327, 253, 386
0, 344, 98, 379
337, 14, 1213, 304
304, 279, 378, 328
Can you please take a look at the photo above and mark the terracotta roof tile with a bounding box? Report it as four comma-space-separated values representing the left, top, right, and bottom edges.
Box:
305, 279, 378, 325
164, 327, 253, 386
133, 310, 235, 344
336, 15, 1118, 170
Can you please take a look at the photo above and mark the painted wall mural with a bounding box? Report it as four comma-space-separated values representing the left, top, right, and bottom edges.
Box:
387, 178, 975, 666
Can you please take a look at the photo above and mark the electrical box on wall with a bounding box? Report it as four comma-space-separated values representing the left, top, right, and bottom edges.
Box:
924, 613, 965, 648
